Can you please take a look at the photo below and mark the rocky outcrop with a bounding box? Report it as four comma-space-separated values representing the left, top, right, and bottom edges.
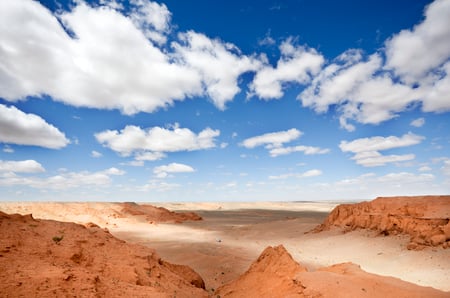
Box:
215, 245, 449, 298
0, 211, 208, 297
313, 196, 450, 249
120, 202, 202, 223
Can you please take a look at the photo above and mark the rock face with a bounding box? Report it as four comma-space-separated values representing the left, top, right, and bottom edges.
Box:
120, 202, 203, 223
0, 211, 208, 298
313, 196, 450, 249
215, 245, 449, 298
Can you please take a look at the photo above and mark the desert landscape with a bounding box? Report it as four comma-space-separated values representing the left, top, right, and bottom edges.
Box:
0, 196, 449, 297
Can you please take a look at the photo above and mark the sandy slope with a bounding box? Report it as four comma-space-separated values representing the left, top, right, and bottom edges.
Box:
1, 197, 449, 296
215, 245, 448, 298
0, 211, 208, 297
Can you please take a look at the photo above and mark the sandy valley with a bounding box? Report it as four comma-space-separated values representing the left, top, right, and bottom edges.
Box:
1, 196, 449, 297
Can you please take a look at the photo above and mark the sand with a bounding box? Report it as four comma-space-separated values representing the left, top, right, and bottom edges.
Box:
1, 197, 449, 296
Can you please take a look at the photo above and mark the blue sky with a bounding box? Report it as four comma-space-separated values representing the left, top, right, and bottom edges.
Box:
0, 0, 449, 202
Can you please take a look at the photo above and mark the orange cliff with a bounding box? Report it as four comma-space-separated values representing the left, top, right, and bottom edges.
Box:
215, 245, 449, 298
0, 211, 208, 298
313, 196, 450, 249
119, 202, 202, 223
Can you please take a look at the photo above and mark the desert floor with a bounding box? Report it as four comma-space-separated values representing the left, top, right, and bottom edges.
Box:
1, 201, 449, 295
110, 201, 450, 294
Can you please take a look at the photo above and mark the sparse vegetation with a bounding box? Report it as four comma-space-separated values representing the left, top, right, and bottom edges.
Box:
52, 235, 64, 244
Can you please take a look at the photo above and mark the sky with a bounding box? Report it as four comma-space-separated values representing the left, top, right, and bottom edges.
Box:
0, 0, 449, 202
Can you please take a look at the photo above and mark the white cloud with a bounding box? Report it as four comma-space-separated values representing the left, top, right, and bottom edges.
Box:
258, 30, 276, 46
421, 61, 450, 112
0, 0, 203, 115
418, 165, 432, 172
269, 145, 330, 157
300, 51, 381, 113
410, 117, 425, 127
241, 128, 302, 149
377, 172, 434, 183
121, 160, 145, 167
91, 150, 102, 158
3, 146, 14, 153
173, 31, 261, 109
153, 162, 195, 178
129, 0, 171, 44
351, 151, 415, 167
385, 0, 450, 83
269, 169, 322, 180
327, 171, 439, 200
249, 38, 324, 99
103, 167, 125, 175
242, 128, 329, 158
339, 132, 424, 153
298, 53, 421, 130
0, 160, 45, 173
0, 104, 69, 149
135, 151, 167, 161
302, 169, 322, 177
0, 167, 124, 190
297, 0, 450, 130
139, 180, 180, 192
95, 123, 220, 156
339, 133, 424, 167
441, 159, 450, 176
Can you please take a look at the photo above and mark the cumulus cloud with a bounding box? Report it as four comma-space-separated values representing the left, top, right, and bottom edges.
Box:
95, 123, 220, 159
0, 104, 69, 149
0, 0, 266, 114
385, 0, 450, 83
410, 117, 425, 127
129, 0, 172, 44
241, 128, 302, 149
298, 52, 421, 131
153, 162, 195, 178
0, 0, 202, 114
339, 133, 425, 167
297, 0, 450, 130
0, 167, 124, 190
0, 160, 45, 173
173, 31, 261, 109
248, 38, 324, 99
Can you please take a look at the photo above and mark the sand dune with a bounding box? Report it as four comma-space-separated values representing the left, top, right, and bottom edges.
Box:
1, 196, 449, 296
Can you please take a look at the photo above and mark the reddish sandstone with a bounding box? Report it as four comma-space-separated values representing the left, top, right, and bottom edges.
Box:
313, 196, 450, 249
120, 202, 202, 223
0, 211, 207, 298
215, 245, 449, 298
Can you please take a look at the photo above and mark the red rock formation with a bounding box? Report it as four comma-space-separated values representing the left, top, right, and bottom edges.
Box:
215, 245, 449, 298
0, 211, 207, 297
313, 196, 450, 249
120, 202, 202, 223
